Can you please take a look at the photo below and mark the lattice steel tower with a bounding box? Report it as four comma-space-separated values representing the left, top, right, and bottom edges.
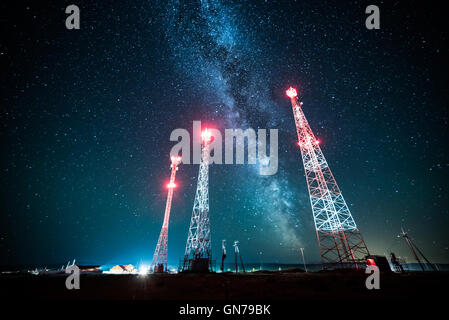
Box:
183, 129, 213, 272
286, 87, 370, 268
151, 155, 182, 273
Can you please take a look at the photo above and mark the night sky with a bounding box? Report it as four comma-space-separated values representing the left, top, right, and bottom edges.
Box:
1, 0, 448, 268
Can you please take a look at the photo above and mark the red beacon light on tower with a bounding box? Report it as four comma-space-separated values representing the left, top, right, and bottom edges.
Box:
366, 258, 376, 266
286, 87, 298, 99
167, 182, 177, 189
170, 155, 182, 165
201, 128, 213, 142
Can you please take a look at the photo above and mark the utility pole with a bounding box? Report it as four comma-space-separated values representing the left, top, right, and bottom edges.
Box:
233, 241, 245, 273
221, 240, 227, 272
300, 247, 307, 272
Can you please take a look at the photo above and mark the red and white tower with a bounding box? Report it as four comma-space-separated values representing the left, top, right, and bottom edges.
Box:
183, 129, 213, 272
286, 87, 370, 268
151, 155, 182, 273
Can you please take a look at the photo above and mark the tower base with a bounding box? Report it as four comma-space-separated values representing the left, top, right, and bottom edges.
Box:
182, 258, 213, 273
153, 264, 165, 273
317, 228, 370, 269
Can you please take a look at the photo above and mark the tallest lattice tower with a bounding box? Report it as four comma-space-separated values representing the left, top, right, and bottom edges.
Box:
286, 87, 370, 268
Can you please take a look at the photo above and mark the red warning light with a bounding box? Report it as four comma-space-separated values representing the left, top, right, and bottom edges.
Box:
315, 139, 321, 145
286, 87, 298, 99
170, 155, 182, 164
366, 258, 376, 266
201, 128, 212, 142
167, 182, 177, 189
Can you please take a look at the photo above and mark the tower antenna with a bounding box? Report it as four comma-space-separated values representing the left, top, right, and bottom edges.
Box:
286, 86, 370, 269
152, 155, 182, 273
183, 128, 213, 272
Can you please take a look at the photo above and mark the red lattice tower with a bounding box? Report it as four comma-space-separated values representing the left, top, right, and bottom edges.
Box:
286, 87, 370, 268
151, 155, 182, 273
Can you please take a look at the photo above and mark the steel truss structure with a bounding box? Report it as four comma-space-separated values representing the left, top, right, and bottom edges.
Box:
286, 87, 370, 268
151, 155, 182, 273
183, 129, 213, 272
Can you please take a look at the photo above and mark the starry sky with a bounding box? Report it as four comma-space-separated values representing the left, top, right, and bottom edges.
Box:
1, 0, 448, 267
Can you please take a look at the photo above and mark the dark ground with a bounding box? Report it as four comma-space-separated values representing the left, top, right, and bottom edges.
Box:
1, 270, 447, 301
